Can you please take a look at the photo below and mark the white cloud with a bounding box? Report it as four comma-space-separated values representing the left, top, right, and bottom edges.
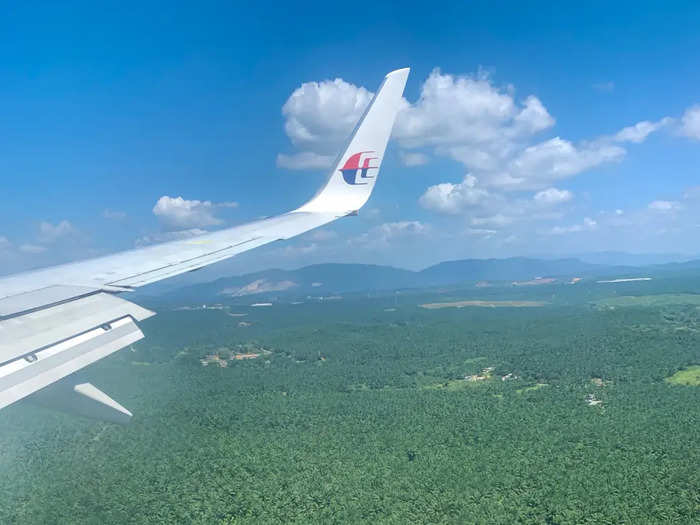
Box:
614, 118, 672, 143
547, 217, 597, 235
399, 151, 429, 166
533, 187, 573, 205
350, 220, 430, 249
513, 95, 556, 135
0, 236, 11, 251
419, 175, 491, 215
470, 214, 513, 228
38, 220, 78, 243
502, 137, 625, 190
373, 220, 428, 240
393, 70, 556, 183
152, 196, 238, 230
680, 105, 700, 140
393, 70, 628, 191
420, 175, 574, 231
276, 152, 334, 170
278, 77, 374, 169
648, 200, 682, 212
276, 69, 630, 192
394, 70, 553, 149
274, 68, 695, 252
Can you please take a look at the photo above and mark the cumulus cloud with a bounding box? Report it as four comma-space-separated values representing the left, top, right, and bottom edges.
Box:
547, 217, 597, 235
680, 105, 700, 140
394, 70, 553, 149
393, 70, 557, 183
419, 175, 492, 215
613, 118, 672, 143
38, 220, 78, 243
534, 187, 573, 205
0, 220, 93, 270
276, 69, 631, 191
278, 77, 374, 168
373, 220, 428, 240
152, 196, 238, 230
502, 137, 625, 190
350, 220, 430, 249
275, 68, 697, 250
393, 70, 640, 191
277, 69, 555, 178
420, 174, 572, 223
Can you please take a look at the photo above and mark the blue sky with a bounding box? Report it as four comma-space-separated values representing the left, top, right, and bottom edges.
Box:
2, 1, 700, 276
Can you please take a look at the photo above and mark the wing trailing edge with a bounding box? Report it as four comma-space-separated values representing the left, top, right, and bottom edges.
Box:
0, 293, 153, 411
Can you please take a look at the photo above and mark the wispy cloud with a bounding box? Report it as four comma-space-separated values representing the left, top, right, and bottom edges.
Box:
38, 220, 78, 243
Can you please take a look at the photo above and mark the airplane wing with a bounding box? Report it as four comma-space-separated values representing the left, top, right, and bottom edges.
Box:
0, 67, 409, 419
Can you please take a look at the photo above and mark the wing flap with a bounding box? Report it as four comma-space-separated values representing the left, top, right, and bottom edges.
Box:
0, 316, 144, 410
0, 292, 155, 409
0, 292, 153, 366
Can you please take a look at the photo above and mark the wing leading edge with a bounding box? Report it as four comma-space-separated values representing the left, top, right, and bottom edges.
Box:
0, 68, 409, 416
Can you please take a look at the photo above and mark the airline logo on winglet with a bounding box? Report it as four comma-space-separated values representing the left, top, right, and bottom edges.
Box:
339, 151, 379, 185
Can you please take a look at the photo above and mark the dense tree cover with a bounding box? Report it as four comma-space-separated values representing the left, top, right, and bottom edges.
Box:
1, 281, 699, 524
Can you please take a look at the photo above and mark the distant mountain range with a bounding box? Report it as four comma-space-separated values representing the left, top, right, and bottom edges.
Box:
553, 251, 700, 266
155, 256, 700, 301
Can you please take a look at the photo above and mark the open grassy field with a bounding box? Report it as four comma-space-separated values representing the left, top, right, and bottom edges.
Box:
420, 300, 546, 309
665, 365, 700, 386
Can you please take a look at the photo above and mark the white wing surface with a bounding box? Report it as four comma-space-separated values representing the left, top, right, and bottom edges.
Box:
0, 68, 409, 417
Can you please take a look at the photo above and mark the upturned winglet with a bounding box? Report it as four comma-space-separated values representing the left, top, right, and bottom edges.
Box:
296, 68, 410, 215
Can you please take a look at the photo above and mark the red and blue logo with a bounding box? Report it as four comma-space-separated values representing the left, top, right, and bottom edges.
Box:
339, 151, 379, 185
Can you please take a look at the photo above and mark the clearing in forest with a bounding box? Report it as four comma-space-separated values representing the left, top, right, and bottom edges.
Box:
516, 383, 548, 394
420, 300, 546, 309
665, 365, 700, 386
